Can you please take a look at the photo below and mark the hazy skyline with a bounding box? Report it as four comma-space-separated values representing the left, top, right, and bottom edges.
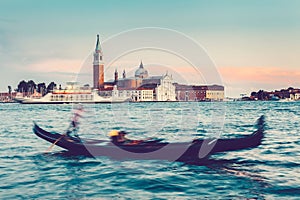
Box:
0, 0, 300, 97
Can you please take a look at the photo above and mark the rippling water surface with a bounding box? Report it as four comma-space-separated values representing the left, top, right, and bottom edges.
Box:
0, 102, 299, 199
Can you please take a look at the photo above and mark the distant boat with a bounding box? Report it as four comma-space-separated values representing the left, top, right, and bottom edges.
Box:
279, 98, 293, 102
33, 116, 266, 162
13, 92, 26, 103
19, 82, 130, 104
269, 95, 280, 101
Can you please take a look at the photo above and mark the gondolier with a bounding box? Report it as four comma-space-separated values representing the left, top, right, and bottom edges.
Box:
66, 104, 84, 139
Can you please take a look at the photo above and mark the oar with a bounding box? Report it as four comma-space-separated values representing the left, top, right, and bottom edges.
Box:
46, 105, 84, 153
45, 133, 67, 153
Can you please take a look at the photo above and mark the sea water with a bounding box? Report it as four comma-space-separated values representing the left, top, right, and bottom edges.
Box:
0, 101, 299, 199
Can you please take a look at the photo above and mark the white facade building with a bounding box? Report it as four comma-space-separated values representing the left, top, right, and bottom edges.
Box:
290, 93, 300, 101
154, 75, 176, 101
134, 89, 154, 101
112, 86, 153, 102
295, 93, 300, 100
112, 73, 176, 102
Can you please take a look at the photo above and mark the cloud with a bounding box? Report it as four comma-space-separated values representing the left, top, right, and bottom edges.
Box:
13, 58, 86, 86
27, 58, 82, 74
218, 66, 300, 97
219, 66, 300, 85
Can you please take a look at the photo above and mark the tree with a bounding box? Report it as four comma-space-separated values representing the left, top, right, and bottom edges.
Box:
8, 86, 11, 94
37, 83, 47, 96
250, 91, 257, 97
46, 82, 57, 93
27, 80, 36, 94
8, 86, 12, 100
257, 90, 264, 100
17, 80, 28, 93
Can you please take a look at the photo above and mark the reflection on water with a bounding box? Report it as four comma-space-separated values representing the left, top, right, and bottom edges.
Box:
0, 101, 299, 199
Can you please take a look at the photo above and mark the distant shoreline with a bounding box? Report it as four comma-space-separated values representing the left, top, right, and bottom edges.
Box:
1, 100, 299, 104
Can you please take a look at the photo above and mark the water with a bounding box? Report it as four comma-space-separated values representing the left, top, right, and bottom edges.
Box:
0, 101, 299, 199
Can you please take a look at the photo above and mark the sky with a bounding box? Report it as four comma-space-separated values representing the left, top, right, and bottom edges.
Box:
0, 0, 299, 97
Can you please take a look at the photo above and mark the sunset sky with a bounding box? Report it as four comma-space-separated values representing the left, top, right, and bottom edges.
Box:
0, 0, 299, 97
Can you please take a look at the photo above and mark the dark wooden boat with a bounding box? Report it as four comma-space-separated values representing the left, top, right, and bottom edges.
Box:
33, 116, 265, 162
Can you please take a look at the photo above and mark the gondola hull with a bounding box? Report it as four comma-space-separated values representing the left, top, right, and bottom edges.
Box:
33, 116, 265, 162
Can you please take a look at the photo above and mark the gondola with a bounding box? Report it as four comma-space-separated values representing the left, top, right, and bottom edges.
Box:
33, 116, 265, 162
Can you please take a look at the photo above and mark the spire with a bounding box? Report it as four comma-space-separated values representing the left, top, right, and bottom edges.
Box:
114, 69, 118, 82
139, 60, 144, 68
95, 34, 102, 53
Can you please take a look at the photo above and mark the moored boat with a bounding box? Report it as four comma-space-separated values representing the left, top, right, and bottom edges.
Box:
20, 82, 130, 104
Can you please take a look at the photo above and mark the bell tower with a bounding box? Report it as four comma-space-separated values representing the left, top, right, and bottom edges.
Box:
93, 34, 104, 89
114, 69, 118, 83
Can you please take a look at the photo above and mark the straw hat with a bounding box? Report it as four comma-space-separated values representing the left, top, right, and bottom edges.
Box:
108, 130, 119, 137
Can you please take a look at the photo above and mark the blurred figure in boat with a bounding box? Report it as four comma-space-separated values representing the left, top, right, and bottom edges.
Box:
66, 104, 84, 140
109, 130, 143, 145
109, 130, 127, 143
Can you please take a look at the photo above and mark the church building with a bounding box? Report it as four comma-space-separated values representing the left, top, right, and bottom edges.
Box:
92, 34, 223, 102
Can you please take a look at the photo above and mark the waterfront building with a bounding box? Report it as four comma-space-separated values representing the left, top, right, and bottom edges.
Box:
205, 85, 225, 101
91, 34, 223, 102
175, 84, 224, 101
95, 52, 176, 101
111, 70, 176, 101
289, 88, 300, 101
290, 92, 300, 101
113, 86, 154, 102
142, 74, 176, 101
0, 92, 16, 102
175, 84, 207, 101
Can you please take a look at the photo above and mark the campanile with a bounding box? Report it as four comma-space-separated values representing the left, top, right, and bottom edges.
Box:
93, 34, 104, 89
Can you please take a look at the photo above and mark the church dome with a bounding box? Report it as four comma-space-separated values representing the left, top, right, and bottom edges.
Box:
135, 61, 148, 78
